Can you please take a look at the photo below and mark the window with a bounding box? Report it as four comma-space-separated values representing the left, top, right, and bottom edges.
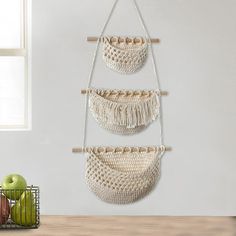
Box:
0, 0, 31, 130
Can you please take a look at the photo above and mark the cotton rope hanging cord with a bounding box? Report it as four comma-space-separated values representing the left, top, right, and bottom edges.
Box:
82, 0, 119, 148
82, 0, 166, 204
133, 0, 164, 146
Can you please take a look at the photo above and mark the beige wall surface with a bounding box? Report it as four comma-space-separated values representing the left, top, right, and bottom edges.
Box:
0, 0, 235, 215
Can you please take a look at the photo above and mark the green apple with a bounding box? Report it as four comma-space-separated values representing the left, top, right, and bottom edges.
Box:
0, 195, 10, 224
1, 174, 27, 200
11, 191, 37, 226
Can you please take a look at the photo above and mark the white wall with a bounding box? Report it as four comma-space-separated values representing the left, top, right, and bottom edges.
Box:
0, 0, 236, 215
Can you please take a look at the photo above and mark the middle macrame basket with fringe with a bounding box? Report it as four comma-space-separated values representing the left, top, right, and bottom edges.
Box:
88, 88, 160, 135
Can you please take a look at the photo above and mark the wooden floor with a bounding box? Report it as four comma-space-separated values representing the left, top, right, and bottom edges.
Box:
0, 216, 236, 236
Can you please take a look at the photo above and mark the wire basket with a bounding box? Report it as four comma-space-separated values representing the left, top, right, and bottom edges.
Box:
0, 186, 40, 229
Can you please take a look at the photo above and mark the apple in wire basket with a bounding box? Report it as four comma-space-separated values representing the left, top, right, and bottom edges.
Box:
0, 195, 10, 224
1, 174, 27, 200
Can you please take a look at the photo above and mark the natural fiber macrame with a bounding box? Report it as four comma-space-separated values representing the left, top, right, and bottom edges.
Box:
81, 0, 167, 205
102, 36, 148, 74
88, 88, 160, 135
85, 146, 164, 204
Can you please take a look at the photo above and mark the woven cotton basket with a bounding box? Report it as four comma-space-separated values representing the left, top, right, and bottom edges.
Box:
85, 146, 164, 204
89, 88, 160, 135
102, 36, 148, 74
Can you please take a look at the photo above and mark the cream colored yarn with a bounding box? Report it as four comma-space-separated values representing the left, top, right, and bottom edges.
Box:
102, 36, 148, 74
85, 147, 163, 204
81, 0, 167, 205
88, 88, 160, 135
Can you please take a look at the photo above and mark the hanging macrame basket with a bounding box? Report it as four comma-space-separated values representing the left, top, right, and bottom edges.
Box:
102, 36, 148, 74
85, 146, 164, 204
79, 0, 168, 205
89, 88, 160, 135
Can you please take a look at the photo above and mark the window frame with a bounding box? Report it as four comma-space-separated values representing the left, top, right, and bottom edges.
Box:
0, 0, 31, 130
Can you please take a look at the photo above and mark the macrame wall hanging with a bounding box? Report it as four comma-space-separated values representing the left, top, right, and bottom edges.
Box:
72, 0, 171, 204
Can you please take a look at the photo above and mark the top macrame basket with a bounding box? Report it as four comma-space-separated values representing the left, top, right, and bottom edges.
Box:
102, 36, 148, 74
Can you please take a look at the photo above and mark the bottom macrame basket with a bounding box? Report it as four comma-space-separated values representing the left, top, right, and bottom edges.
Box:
85, 146, 164, 204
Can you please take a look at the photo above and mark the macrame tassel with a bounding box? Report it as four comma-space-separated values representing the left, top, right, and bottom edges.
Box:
89, 90, 159, 129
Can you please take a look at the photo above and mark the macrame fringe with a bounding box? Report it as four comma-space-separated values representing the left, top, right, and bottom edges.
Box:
89, 90, 159, 128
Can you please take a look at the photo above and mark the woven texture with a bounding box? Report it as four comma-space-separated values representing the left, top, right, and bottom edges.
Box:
85, 148, 161, 204
89, 88, 159, 135
102, 36, 148, 74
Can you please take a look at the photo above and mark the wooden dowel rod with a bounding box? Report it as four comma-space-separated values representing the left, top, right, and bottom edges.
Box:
87, 36, 160, 43
80, 89, 168, 96
72, 146, 172, 153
